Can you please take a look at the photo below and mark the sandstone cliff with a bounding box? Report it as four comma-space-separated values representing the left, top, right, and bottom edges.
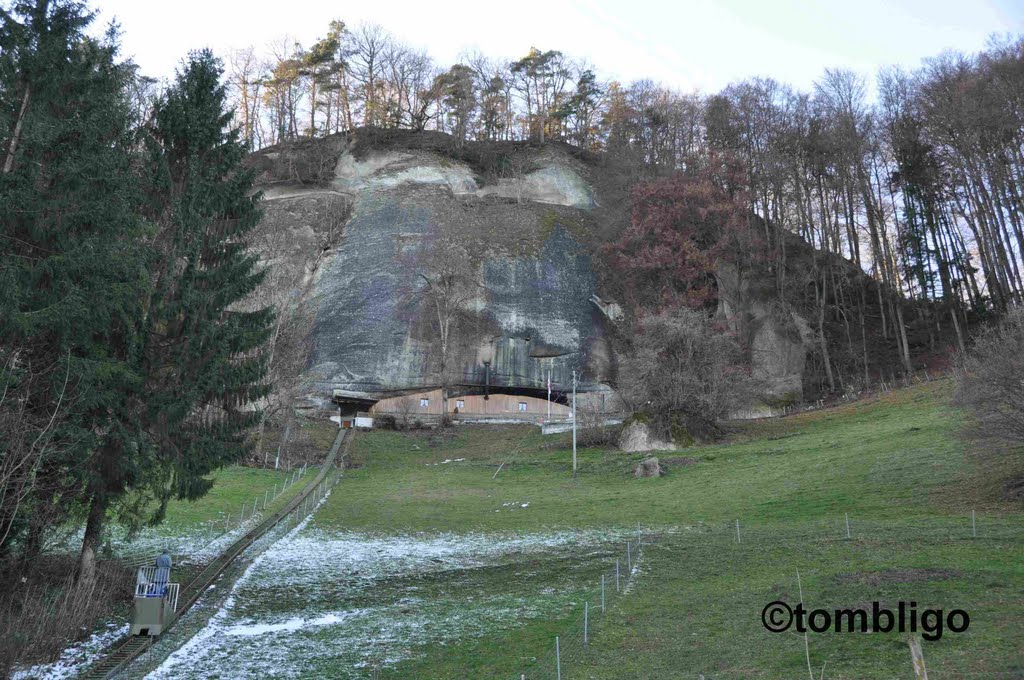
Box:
246, 129, 915, 413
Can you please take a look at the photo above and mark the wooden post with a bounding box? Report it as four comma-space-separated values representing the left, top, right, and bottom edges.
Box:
909, 636, 928, 680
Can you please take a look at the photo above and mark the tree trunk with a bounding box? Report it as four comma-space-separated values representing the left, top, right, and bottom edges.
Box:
78, 494, 105, 585
3, 82, 31, 174
894, 301, 913, 374
817, 274, 836, 392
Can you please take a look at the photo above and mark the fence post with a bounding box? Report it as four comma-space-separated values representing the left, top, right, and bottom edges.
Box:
555, 636, 561, 680
972, 510, 977, 537
601, 574, 605, 612
616, 559, 620, 592
627, 541, 632, 571
735, 519, 741, 543
584, 601, 589, 645
909, 635, 928, 679
264, 490, 269, 510
225, 514, 230, 532
845, 512, 851, 539
637, 521, 641, 545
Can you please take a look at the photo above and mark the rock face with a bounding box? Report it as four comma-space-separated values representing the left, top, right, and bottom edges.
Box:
633, 457, 664, 478
250, 133, 616, 404
716, 261, 814, 402
246, 130, 886, 411
618, 420, 676, 453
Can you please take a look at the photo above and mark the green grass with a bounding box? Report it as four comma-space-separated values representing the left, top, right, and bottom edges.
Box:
105, 462, 315, 565
311, 379, 1023, 678
158, 464, 311, 534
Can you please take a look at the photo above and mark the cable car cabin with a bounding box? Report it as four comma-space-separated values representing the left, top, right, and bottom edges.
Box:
130, 565, 179, 636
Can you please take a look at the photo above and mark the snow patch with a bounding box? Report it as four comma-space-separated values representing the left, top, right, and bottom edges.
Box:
142, 525, 627, 678
12, 622, 128, 680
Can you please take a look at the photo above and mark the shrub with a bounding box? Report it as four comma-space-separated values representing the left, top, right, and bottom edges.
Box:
375, 415, 398, 431
618, 308, 761, 441
575, 402, 621, 447
954, 308, 1024, 449
0, 557, 132, 676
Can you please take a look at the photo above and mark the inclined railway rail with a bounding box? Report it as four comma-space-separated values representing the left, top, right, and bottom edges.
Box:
81, 428, 352, 679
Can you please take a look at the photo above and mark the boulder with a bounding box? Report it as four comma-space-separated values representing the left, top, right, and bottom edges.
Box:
634, 457, 663, 478
617, 420, 675, 453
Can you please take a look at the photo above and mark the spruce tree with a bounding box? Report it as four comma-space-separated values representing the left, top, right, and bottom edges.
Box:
139, 48, 273, 504
0, 0, 149, 560
75, 50, 274, 579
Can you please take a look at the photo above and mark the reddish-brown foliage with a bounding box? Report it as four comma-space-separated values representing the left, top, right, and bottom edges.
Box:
606, 157, 762, 311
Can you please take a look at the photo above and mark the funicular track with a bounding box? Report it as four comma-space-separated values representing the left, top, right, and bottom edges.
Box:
82, 428, 352, 679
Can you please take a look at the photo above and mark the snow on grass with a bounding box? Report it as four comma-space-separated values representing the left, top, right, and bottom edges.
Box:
12, 621, 128, 680
40, 515, 265, 568
145, 489, 332, 679
143, 517, 630, 678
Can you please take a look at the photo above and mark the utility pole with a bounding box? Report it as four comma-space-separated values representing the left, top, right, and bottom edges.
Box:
572, 369, 577, 477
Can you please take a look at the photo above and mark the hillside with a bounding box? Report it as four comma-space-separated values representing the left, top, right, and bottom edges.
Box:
62, 380, 1017, 679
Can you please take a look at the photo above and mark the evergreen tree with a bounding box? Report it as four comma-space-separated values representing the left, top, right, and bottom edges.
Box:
77, 49, 274, 579
0, 0, 149, 559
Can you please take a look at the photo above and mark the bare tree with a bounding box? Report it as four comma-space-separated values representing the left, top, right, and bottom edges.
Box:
349, 24, 391, 128
954, 308, 1024, 450
0, 348, 70, 555
226, 46, 267, 148
408, 223, 479, 422
618, 309, 761, 441
395, 395, 416, 429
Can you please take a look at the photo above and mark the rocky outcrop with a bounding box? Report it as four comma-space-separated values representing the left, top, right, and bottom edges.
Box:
247, 129, 898, 412
250, 132, 614, 404
633, 457, 664, 478
715, 261, 814, 402
618, 420, 676, 453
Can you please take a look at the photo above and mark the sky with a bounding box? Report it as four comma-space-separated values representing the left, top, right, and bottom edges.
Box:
90, 0, 1023, 93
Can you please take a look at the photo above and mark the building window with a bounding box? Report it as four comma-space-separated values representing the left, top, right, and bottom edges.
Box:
456, 400, 465, 409
518, 402, 528, 412
420, 398, 429, 408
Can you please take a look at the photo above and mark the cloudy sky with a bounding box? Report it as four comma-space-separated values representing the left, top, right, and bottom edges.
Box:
91, 0, 1022, 92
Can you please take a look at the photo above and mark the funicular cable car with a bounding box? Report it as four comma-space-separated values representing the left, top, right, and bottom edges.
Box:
130, 562, 179, 636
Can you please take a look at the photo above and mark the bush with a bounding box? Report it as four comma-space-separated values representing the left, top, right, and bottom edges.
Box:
0, 557, 132, 676
618, 308, 761, 441
375, 415, 398, 431
954, 308, 1024, 449
575, 403, 621, 447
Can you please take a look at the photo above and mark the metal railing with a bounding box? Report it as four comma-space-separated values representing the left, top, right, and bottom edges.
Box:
133, 566, 175, 598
